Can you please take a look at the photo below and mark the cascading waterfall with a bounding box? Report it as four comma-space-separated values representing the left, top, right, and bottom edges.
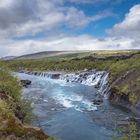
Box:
59, 70, 109, 97
19, 70, 109, 97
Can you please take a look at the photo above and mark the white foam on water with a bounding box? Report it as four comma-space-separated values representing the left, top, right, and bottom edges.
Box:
81, 74, 102, 86
17, 72, 100, 112
17, 71, 108, 112
37, 76, 76, 87
59, 71, 109, 97
62, 100, 74, 108
43, 99, 48, 102
52, 90, 97, 112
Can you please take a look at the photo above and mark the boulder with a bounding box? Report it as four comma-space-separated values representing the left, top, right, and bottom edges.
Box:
93, 98, 103, 105
20, 80, 31, 88
51, 74, 60, 79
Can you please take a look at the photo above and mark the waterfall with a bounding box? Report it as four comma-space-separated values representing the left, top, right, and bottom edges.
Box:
60, 70, 109, 96
19, 70, 109, 97
20, 70, 60, 79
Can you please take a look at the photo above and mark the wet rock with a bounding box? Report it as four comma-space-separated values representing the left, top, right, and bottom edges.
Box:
117, 120, 129, 126
20, 80, 31, 88
51, 74, 60, 79
93, 99, 103, 105
127, 117, 140, 124
94, 82, 100, 89
15, 105, 26, 123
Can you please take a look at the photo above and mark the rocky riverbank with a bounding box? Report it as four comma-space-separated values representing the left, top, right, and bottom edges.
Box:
109, 88, 140, 117
109, 68, 140, 116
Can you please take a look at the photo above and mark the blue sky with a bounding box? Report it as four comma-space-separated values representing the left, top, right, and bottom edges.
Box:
74, 0, 139, 37
0, 0, 140, 56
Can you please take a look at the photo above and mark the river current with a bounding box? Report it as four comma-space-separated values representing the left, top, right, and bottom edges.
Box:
17, 73, 133, 140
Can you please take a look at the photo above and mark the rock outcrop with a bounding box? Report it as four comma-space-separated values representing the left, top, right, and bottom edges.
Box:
109, 68, 140, 116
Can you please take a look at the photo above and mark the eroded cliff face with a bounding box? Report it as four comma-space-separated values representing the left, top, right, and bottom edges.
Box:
109, 68, 140, 116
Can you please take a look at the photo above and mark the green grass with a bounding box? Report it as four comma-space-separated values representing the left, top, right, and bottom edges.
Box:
7, 52, 140, 81
0, 61, 55, 139
93, 50, 138, 57
0, 61, 21, 101
50, 52, 91, 59
115, 122, 140, 140
0, 61, 32, 123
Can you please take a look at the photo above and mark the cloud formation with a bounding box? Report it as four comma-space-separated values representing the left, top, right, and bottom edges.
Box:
108, 4, 140, 39
108, 4, 140, 50
0, 35, 136, 57
0, 0, 113, 38
0, 1, 139, 57
66, 0, 124, 5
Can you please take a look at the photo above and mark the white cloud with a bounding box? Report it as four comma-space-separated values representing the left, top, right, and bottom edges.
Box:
0, 0, 113, 37
0, 2, 139, 57
0, 0, 15, 8
66, 0, 103, 4
0, 35, 137, 57
108, 4, 140, 39
66, 0, 125, 5
107, 4, 140, 50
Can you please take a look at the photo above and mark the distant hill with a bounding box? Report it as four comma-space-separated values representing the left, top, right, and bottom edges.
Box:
14, 51, 89, 60
1, 56, 16, 60
3, 50, 139, 61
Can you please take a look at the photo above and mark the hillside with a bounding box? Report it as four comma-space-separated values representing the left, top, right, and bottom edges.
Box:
0, 56, 16, 60
14, 51, 90, 60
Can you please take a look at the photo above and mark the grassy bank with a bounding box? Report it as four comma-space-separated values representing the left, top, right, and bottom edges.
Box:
0, 61, 55, 140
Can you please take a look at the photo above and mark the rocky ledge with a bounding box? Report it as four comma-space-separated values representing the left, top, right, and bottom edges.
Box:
109, 87, 140, 117
109, 69, 140, 117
